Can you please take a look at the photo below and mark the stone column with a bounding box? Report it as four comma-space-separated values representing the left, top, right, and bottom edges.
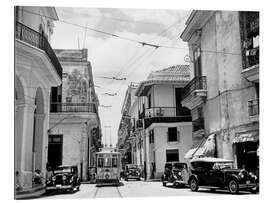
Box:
21, 101, 36, 189
145, 132, 150, 180
33, 113, 46, 173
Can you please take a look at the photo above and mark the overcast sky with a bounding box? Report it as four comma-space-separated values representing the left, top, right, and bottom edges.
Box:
50, 7, 191, 147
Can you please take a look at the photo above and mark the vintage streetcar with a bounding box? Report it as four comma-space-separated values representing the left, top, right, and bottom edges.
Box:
96, 148, 121, 186
188, 157, 259, 194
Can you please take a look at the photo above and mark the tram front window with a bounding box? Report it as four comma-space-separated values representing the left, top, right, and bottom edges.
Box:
112, 158, 118, 167
98, 158, 104, 167
104, 157, 112, 167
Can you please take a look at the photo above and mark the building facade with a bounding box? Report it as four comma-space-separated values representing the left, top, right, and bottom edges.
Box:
115, 65, 193, 180
15, 6, 62, 198
180, 11, 259, 173
117, 83, 140, 166
48, 49, 101, 182
135, 65, 193, 179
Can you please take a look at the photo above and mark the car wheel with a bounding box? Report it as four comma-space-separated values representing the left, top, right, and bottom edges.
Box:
162, 182, 166, 186
228, 179, 239, 194
190, 178, 198, 192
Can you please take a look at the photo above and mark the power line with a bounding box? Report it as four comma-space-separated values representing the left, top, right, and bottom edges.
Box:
20, 8, 242, 55
77, 13, 163, 26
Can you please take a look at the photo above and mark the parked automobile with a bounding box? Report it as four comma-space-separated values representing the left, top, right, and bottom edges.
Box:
188, 157, 259, 194
161, 162, 189, 187
124, 164, 141, 181
46, 165, 80, 193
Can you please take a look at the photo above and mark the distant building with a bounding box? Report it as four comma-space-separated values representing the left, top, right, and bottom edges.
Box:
118, 65, 193, 180
117, 83, 140, 166
15, 6, 62, 198
48, 49, 101, 181
135, 65, 192, 179
181, 11, 259, 172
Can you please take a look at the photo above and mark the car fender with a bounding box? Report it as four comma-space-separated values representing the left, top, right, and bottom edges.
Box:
188, 174, 199, 185
225, 174, 239, 185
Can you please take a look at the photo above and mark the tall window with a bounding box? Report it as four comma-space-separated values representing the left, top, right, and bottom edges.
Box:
149, 130, 154, 144
167, 127, 179, 142
193, 46, 202, 77
166, 149, 179, 162
148, 94, 151, 108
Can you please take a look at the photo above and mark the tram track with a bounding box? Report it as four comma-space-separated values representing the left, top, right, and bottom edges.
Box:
93, 185, 123, 198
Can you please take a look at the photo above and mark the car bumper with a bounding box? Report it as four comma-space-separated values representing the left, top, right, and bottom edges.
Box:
239, 183, 258, 190
46, 185, 74, 191
126, 175, 140, 179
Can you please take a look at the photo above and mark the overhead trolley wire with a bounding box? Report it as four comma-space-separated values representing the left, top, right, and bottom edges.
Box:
20, 8, 242, 56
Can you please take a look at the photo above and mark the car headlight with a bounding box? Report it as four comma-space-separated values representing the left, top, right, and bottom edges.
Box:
238, 172, 244, 179
249, 172, 258, 180
62, 175, 66, 180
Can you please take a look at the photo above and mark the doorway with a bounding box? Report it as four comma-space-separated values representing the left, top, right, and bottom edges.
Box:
48, 134, 63, 169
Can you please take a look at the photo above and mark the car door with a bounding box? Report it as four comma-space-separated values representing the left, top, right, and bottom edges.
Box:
208, 169, 223, 186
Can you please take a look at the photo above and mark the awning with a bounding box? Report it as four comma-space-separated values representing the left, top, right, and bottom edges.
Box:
233, 131, 259, 143
184, 134, 216, 159
184, 147, 204, 159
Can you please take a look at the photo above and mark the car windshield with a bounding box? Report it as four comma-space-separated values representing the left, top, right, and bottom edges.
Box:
173, 163, 187, 170
54, 167, 72, 174
127, 165, 137, 169
213, 162, 234, 170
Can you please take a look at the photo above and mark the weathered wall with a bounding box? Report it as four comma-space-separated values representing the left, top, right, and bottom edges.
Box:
152, 85, 175, 107
147, 122, 192, 178
198, 11, 258, 160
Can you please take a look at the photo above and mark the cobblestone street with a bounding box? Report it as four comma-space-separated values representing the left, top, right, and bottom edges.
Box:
40, 181, 253, 199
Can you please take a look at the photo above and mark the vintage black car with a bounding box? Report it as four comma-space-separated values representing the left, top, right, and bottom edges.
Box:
161, 162, 189, 187
46, 165, 80, 193
188, 157, 259, 194
124, 164, 141, 181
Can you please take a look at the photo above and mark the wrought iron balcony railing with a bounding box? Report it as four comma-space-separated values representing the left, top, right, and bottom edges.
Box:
50, 102, 96, 113
182, 76, 207, 100
248, 99, 259, 116
15, 21, 62, 79
145, 107, 189, 118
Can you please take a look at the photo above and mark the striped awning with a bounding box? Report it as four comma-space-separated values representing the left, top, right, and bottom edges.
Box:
233, 131, 259, 143
184, 134, 216, 159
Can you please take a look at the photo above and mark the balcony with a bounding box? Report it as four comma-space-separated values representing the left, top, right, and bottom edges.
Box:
181, 76, 207, 110
50, 102, 96, 113
15, 21, 62, 79
241, 47, 259, 82
248, 99, 259, 122
142, 107, 191, 129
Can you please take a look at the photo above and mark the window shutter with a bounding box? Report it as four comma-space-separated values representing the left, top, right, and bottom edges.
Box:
177, 131, 180, 142
167, 131, 169, 142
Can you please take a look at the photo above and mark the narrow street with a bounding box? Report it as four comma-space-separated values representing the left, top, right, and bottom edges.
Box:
40, 181, 252, 199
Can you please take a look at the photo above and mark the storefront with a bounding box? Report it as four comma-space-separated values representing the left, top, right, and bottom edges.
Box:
233, 130, 259, 173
